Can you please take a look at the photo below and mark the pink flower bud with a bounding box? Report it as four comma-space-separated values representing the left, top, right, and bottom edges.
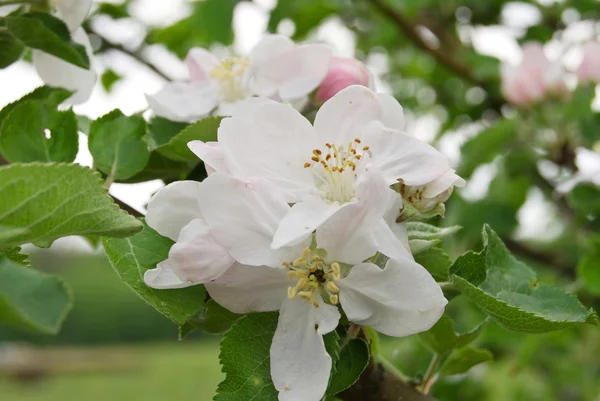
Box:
577, 42, 600, 83
316, 57, 370, 103
501, 42, 567, 106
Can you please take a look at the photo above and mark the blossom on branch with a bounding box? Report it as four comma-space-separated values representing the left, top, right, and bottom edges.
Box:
146, 34, 332, 122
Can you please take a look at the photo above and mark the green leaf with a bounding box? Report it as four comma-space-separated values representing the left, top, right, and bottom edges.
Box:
0, 99, 78, 163
120, 152, 190, 184
0, 163, 143, 248
184, 299, 243, 335
97, 2, 130, 19
147, 116, 188, 150
407, 222, 460, 254
439, 347, 493, 376
155, 116, 222, 162
578, 237, 600, 295
88, 110, 150, 180
100, 68, 122, 92
414, 247, 452, 282
458, 118, 518, 178
102, 221, 206, 325
1, 246, 30, 266
268, 0, 341, 39
7, 12, 90, 69
215, 312, 279, 401
0, 255, 72, 334
0, 86, 71, 130
327, 339, 369, 395
450, 225, 598, 332
0, 31, 25, 68
567, 184, 600, 217
419, 315, 487, 355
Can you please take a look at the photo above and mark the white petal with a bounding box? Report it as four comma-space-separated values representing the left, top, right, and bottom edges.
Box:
144, 263, 195, 290
249, 34, 296, 97
198, 173, 306, 267
272, 196, 341, 249
205, 263, 289, 314
381, 193, 412, 257
33, 29, 96, 105
365, 128, 450, 186
145, 81, 218, 123
164, 218, 234, 283
339, 259, 447, 337
376, 93, 405, 131
313, 85, 387, 145
185, 47, 220, 82
422, 169, 466, 198
275, 44, 333, 100
316, 167, 392, 264
218, 98, 315, 201
56, 0, 91, 31
271, 296, 340, 401
187, 141, 228, 175
146, 181, 203, 241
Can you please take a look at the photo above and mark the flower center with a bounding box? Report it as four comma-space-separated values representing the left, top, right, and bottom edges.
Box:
284, 248, 341, 307
304, 138, 372, 204
209, 57, 251, 103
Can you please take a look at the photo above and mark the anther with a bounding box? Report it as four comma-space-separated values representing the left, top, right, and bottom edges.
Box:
311, 156, 319, 162
329, 295, 339, 305
313, 149, 322, 156
288, 287, 297, 299
292, 257, 306, 267
326, 281, 340, 293
354, 138, 362, 144
298, 291, 312, 300
304, 162, 312, 168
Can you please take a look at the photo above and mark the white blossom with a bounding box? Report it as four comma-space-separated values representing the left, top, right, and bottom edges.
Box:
32, 0, 97, 104
146, 34, 332, 122
143, 172, 447, 401
188, 85, 457, 263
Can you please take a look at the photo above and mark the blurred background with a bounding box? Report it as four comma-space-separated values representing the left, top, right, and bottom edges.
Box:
1, 0, 599, 400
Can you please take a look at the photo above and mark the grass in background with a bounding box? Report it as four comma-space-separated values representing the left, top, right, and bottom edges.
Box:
0, 342, 223, 401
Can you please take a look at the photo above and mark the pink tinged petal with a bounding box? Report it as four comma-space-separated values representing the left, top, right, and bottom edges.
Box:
33, 28, 96, 105
422, 168, 466, 198
197, 173, 305, 267
144, 262, 195, 290
313, 85, 386, 145
218, 98, 316, 201
270, 296, 340, 401
338, 259, 447, 337
56, 0, 92, 31
272, 196, 342, 249
145, 82, 218, 123
364, 128, 451, 186
577, 42, 600, 83
185, 47, 220, 82
205, 263, 289, 314
187, 141, 228, 175
316, 168, 392, 264
146, 181, 203, 241
316, 57, 371, 103
164, 218, 234, 284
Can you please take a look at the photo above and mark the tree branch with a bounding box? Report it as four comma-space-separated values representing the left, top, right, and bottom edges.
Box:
339, 360, 436, 401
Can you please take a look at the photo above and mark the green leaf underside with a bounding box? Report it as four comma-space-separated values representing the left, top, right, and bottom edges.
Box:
418, 315, 486, 355
450, 225, 598, 332
0, 163, 142, 248
215, 313, 279, 401
406, 222, 461, 241
155, 116, 222, 161
0, 255, 72, 334
327, 339, 369, 395
88, 110, 150, 180
7, 12, 90, 69
0, 99, 78, 163
439, 347, 493, 376
102, 222, 205, 325
1, 246, 30, 266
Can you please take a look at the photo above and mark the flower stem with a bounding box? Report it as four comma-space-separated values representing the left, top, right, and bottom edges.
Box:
363, 326, 411, 383
419, 353, 445, 395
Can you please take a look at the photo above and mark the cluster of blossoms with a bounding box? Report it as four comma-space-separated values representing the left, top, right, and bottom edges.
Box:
144, 40, 464, 400
501, 40, 600, 107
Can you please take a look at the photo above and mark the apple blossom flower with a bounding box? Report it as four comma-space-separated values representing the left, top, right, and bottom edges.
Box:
501, 42, 567, 106
144, 172, 447, 401
400, 168, 466, 216
32, 0, 97, 104
316, 57, 371, 102
577, 42, 600, 83
146, 34, 332, 122
188, 85, 457, 261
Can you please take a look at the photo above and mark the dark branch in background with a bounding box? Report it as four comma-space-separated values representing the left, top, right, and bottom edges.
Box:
368, 0, 504, 111
85, 25, 172, 82
111, 196, 144, 218
339, 360, 436, 401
